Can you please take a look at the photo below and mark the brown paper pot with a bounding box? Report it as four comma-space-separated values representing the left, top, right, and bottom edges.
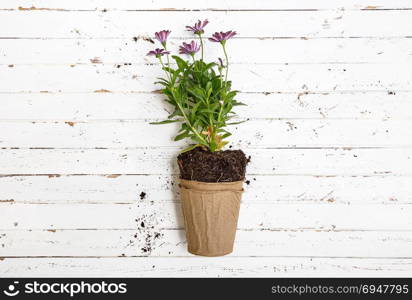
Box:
179, 179, 243, 257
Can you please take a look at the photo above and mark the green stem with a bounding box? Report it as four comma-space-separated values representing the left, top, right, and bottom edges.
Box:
160, 50, 206, 147
209, 117, 215, 151
158, 57, 171, 82
222, 43, 229, 82
176, 101, 207, 145
217, 64, 224, 128
198, 33, 204, 61
191, 54, 197, 74
218, 66, 223, 88
217, 100, 224, 124
164, 45, 171, 70
206, 95, 215, 149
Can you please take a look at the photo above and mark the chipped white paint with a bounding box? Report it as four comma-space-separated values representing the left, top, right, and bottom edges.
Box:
2, 64, 412, 93
0, 0, 411, 277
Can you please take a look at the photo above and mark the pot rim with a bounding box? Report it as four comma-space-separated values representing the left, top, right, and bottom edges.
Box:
180, 179, 244, 185
180, 179, 244, 192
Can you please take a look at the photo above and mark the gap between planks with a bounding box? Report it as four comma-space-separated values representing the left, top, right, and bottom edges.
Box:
1, 146, 411, 149
3, 117, 412, 122
2, 228, 412, 232
2, 256, 412, 259
0, 90, 410, 94
2, 36, 412, 40
3, 8, 412, 12
0, 174, 410, 177
3, 62, 404, 66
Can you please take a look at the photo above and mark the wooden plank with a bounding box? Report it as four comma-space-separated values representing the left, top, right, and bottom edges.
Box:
1, 64, 410, 93
1, 203, 411, 231
1, 92, 412, 121
1, 174, 409, 204
0, 148, 410, 176
1, 229, 412, 257
2, 38, 412, 65
1, 11, 412, 39
2, 0, 412, 11
0, 119, 410, 148
1, 257, 411, 277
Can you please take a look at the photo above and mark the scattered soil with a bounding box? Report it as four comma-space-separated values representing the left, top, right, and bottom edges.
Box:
177, 147, 248, 182
139, 192, 146, 200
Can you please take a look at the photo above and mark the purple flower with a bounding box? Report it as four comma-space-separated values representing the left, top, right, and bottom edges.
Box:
179, 41, 200, 55
186, 19, 209, 34
147, 48, 170, 58
208, 31, 237, 44
154, 30, 171, 45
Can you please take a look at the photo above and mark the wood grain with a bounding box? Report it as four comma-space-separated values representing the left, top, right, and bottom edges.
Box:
1, 11, 412, 38
1, 63, 411, 93
1, 229, 412, 257
2, 0, 412, 11
1, 174, 409, 204
2, 38, 412, 64
1, 257, 411, 277
0, 148, 410, 175
2, 203, 411, 231
0, 120, 410, 148
1, 92, 412, 120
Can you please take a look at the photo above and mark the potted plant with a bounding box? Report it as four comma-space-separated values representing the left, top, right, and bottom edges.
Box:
147, 20, 248, 256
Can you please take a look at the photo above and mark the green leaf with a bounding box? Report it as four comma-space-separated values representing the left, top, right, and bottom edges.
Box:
172, 56, 188, 70
174, 131, 190, 141
191, 102, 202, 114
168, 109, 182, 119
205, 62, 217, 69
163, 66, 176, 74
227, 120, 246, 125
154, 81, 170, 87
221, 132, 232, 139
187, 87, 205, 101
156, 77, 169, 83
181, 144, 203, 153
197, 115, 209, 125
226, 91, 237, 100
199, 109, 216, 114
150, 119, 181, 125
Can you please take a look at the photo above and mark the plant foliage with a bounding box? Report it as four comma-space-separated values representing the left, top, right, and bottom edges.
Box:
147, 23, 245, 152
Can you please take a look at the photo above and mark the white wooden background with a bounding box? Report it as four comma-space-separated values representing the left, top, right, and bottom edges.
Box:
0, 0, 412, 277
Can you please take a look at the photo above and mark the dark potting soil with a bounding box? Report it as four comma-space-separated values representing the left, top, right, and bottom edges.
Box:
177, 147, 248, 182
